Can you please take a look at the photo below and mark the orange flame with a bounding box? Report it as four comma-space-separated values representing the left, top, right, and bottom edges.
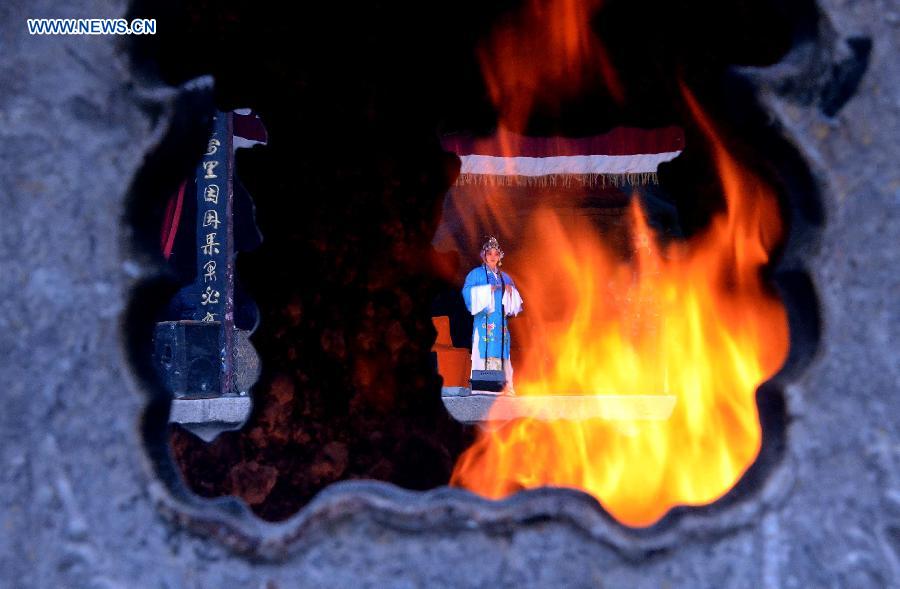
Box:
449, 87, 789, 526
445, 0, 789, 526
479, 0, 623, 131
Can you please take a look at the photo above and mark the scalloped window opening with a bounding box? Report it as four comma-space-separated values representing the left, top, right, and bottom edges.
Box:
136, 0, 818, 526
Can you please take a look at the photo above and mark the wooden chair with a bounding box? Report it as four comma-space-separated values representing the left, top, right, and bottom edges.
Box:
431, 316, 471, 388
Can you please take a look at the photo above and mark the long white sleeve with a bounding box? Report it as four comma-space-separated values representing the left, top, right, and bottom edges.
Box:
502, 286, 523, 316
469, 284, 494, 315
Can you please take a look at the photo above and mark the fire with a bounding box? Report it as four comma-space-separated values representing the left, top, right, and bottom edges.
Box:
449, 88, 789, 526
444, 0, 789, 526
479, 0, 623, 131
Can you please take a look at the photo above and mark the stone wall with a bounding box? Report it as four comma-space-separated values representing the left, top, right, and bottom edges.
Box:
0, 0, 897, 587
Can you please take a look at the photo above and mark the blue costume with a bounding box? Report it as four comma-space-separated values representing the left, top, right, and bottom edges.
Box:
462, 259, 523, 390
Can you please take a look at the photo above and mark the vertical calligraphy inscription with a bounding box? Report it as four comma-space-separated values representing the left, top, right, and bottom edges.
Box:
193, 113, 230, 327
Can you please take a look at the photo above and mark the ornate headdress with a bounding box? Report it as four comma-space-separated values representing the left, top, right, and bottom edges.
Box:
480, 235, 505, 261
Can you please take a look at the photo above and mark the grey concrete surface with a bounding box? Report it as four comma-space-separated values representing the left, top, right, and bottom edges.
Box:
170, 397, 253, 442
0, 0, 898, 588
443, 394, 676, 424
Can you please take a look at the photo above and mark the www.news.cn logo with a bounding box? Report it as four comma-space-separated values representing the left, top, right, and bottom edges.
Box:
27, 18, 156, 35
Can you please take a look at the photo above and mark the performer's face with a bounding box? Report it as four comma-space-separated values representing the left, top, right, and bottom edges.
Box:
484, 248, 501, 269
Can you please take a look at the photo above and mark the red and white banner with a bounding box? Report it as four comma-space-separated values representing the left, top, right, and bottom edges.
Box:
232, 108, 268, 150
441, 126, 684, 186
